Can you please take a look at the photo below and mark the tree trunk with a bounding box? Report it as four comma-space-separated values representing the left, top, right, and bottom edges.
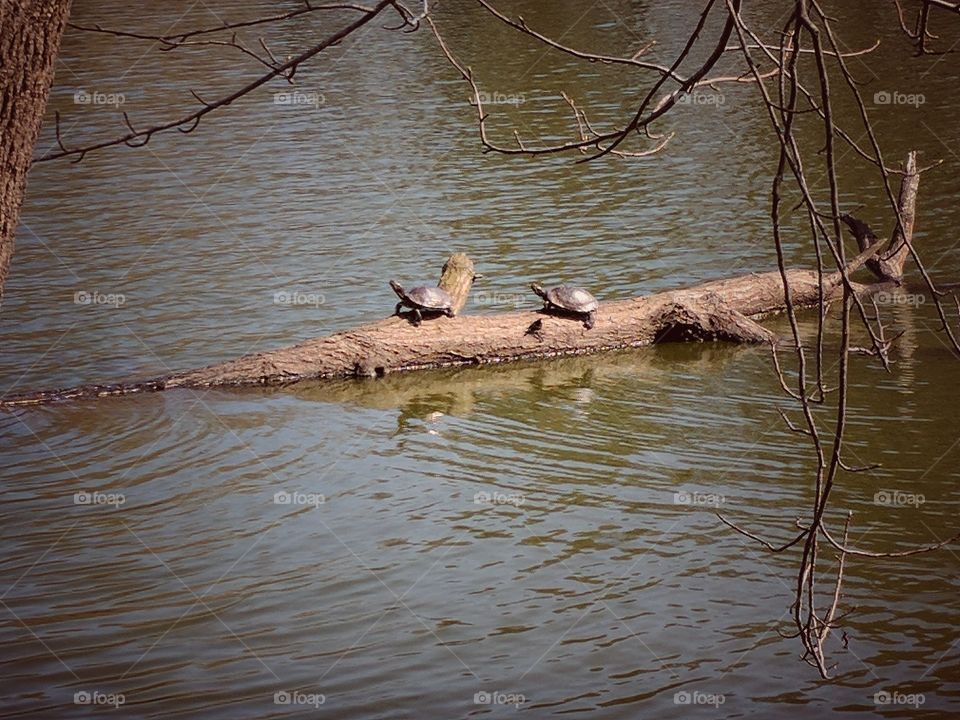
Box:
0, 0, 72, 301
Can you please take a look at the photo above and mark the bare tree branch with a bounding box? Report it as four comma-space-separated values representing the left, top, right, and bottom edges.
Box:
67, 3, 375, 45
35, 0, 399, 164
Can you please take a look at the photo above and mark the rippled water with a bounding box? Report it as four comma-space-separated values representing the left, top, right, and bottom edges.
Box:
2, 1, 960, 717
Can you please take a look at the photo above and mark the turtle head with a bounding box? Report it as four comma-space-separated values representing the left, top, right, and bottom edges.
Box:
530, 283, 547, 300
389, 280, 405, 299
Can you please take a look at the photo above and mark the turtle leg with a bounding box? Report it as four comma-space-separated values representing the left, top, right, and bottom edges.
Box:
584, 311, 596, 330
412, 308, 422, 326
394, 302, 404, 317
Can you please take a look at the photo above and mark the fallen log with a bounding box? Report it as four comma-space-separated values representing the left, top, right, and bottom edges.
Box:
0, 156, 920, 408
0, 242, 887, 406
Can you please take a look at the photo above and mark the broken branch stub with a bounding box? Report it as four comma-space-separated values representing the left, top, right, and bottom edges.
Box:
841, 150, 919, 285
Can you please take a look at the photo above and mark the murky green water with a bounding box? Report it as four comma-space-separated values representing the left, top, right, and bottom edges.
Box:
2, 1, 959, 717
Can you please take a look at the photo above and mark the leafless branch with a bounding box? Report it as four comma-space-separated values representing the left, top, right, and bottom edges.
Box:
35, 0, 399, 164
67, 3, 375, 45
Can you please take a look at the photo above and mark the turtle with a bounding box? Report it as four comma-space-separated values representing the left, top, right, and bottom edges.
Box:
390, 280, 455, 326
531, 283, 599, 329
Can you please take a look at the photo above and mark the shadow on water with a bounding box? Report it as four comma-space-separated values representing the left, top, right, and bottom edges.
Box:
272, 342, 758, 420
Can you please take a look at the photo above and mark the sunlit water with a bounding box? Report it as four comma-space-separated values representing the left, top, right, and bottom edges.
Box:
2, 1, 960, 717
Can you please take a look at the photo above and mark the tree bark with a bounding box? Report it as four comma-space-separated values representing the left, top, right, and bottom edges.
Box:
0, 0, 72, 301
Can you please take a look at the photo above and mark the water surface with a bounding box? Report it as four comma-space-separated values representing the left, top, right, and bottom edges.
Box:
2, 1, 960, 717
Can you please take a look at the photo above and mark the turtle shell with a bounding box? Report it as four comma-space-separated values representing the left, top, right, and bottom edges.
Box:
405, 285, 453, 311
546, 286, 599, 313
